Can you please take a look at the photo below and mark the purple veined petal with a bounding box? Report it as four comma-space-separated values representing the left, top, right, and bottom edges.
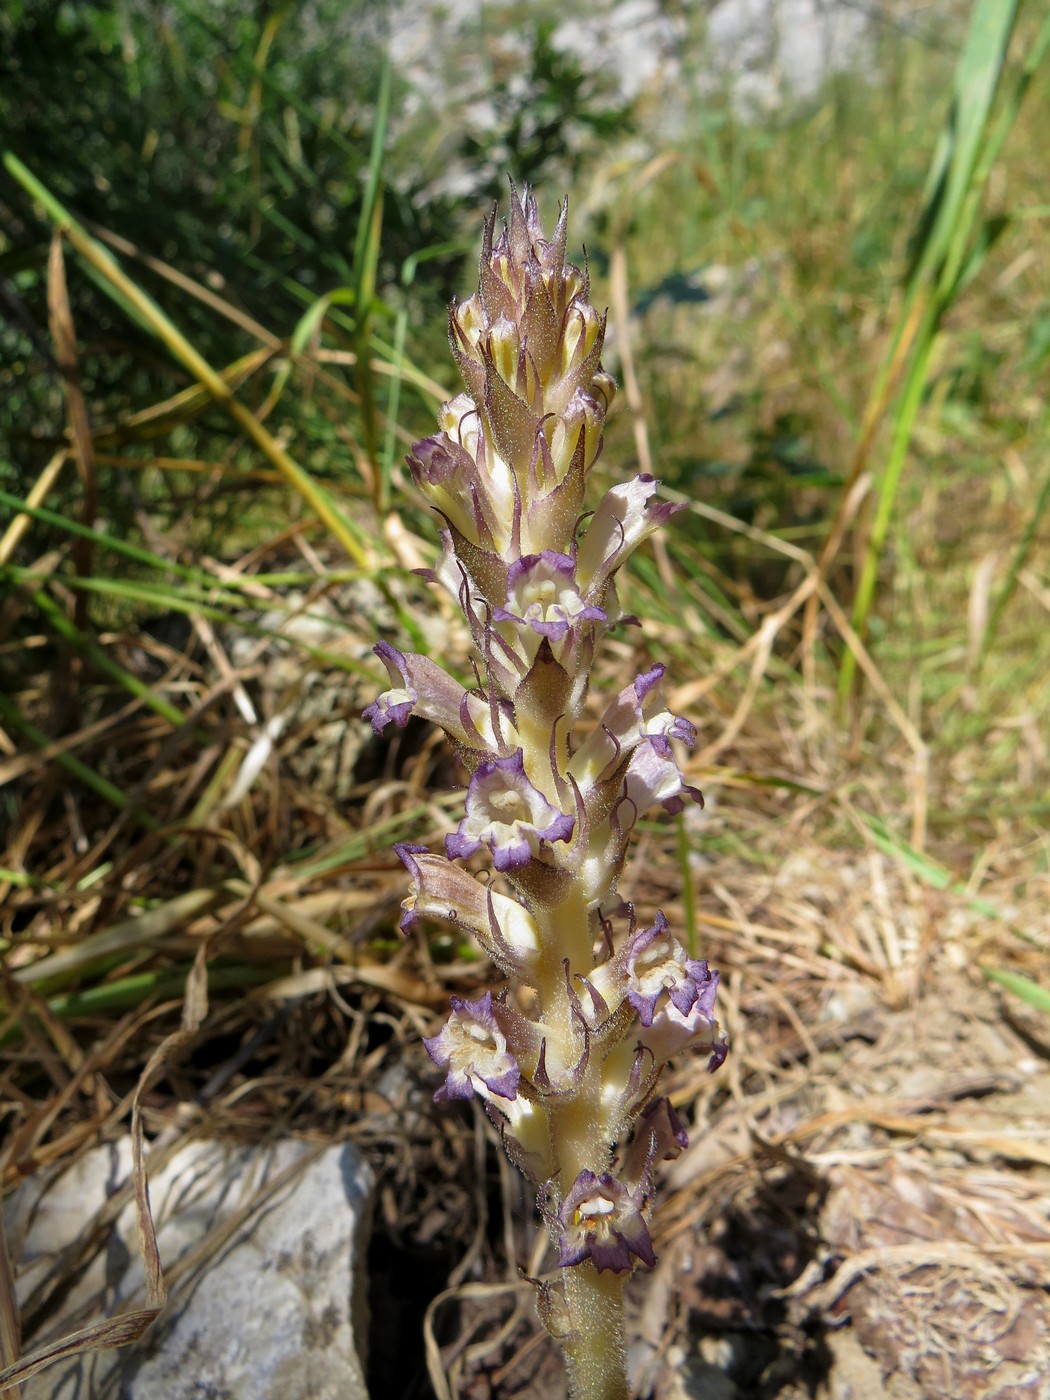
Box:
569, 667, 696, 793
557, 1170, 656, 1274
362, 641, 417, 735
621, 913, 719, 1033
446, 749, 574, 872
407, 431, 497, 549
622, 739, 703, 821
576, 475, 683, 597
647, 1096, 689, 1154
648, 711, 697, 748
640, 993, 729, 1070
524, 614, 571, 643
490, 834, 536, 873
444, 829, 483, 863
362, 691, 416, 735
621, 942, 727, 1068
495, 551, 606, 645
392, 845, 542, 978
627, 992, 660, 1030
365, 641, 518, 756
690, 960, 720, 1022
423, 991, 522, 1105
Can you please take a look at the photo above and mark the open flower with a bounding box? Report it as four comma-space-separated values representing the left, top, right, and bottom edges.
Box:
569, 664, 696, 790
576, 475, 683, 598
621, 912, 715, 1027
623, 739, 704, 818
446, 749, 574, 871
493, 551, 605, 653
587, 911, 720, 1028
640, 989, 729, 1071
557, 1169, 656, 1274
423, 991, 521, 1103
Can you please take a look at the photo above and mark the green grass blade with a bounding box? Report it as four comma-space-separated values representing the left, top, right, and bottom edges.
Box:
982, 967, 1050, 1015
353, 50, 392, 511
2, 153, 372, 568
907, 0, 1020, 291
839, 0, 1029, 706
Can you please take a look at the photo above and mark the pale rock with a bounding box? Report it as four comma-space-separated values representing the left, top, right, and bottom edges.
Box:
7, 1137, 373, 1399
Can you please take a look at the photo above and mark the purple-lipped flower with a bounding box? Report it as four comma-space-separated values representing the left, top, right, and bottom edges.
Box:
492, 551, 606, 664
446, 749, 574, 871
556, 1169, 656, 1274
623, 738, 705, 818
640, 986, 729, 1071
363, 640, 517, 758
423, 990, 521, 1104
569, 663, 696, 791
622, 912, 717, 1027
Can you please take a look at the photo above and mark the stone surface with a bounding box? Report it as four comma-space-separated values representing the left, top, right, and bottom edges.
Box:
385, 0, 903, 202
7, 1138, 373, 1399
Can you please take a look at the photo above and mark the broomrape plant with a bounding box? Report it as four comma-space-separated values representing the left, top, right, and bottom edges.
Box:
365, 187, 727, 1400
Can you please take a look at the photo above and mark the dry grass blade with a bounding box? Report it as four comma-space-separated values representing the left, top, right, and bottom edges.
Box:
0, 1307, 165, 1390
12, 889, 219, 986
44, 233, 97, 666
0, 450, 68, 569
0, 954, 212, 1390
425, 1279, 534, 1400
0, 1212, 19, 1400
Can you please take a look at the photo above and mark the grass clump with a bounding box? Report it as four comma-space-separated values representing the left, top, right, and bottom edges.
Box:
1, 2, 1049, 1395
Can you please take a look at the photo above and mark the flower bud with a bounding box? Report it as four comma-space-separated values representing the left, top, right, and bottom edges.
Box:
394, 843, 542, 981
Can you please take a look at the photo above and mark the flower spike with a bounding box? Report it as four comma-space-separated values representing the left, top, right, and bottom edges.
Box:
365, 187, 728, 1398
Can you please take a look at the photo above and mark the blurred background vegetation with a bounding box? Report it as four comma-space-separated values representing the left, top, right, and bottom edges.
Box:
1, 1, 1049, 1390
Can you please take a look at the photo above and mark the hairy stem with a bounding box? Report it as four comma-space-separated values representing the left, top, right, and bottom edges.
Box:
562, 1264, 630, 1400
534, 888, 631, 1399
